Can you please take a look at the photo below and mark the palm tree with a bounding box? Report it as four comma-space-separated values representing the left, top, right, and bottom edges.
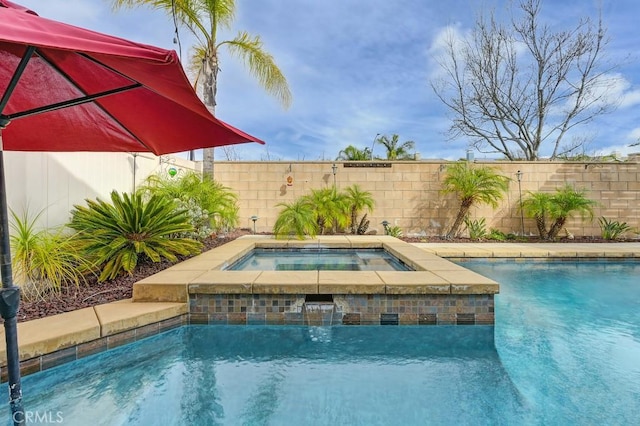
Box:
111, 0, 292, 178
336, 145, 371, 161
303, 187, 349, 234
522, 191, 552, 239
547, 185, 597, 240
441, 162, 510, 239
273, 199, 318, 240
138, 171, 239, 234
376, 134, 415, 160
344, 184, 375, 234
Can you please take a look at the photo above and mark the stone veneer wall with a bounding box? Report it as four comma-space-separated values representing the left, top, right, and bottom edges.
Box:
212, 159, 640, 237
189, 293, 495, 326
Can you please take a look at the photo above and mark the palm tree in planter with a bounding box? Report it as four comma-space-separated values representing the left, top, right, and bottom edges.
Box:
441, 162, 510, 239
112, 0, 292, 179
344, 184, 375, 234
521, 191, 553, 239
547, 185, 597, 240
273, 199, 318, 240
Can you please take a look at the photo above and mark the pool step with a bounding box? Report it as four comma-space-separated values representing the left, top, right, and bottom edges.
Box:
303, 302, 335, 326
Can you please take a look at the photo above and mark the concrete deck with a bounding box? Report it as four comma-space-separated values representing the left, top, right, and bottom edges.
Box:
2, 239, 638, 378
1, 300, 186, 366
413, 242, 640, 258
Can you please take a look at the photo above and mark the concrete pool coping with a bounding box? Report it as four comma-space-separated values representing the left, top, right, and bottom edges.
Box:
133, 235, 501, 301
2, 238, 639, 378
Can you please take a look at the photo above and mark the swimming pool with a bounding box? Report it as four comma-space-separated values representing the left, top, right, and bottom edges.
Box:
3, 260, 639, 425
227, 248, 412, 271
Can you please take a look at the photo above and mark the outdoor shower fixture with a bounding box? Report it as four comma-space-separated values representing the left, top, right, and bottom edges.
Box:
250, 216, 259, 234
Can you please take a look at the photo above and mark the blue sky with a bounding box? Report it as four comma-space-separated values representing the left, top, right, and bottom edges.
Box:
17, 0, 640, 161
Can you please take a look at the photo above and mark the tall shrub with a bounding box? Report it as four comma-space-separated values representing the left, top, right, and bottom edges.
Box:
139, 171, 240, 236
10, 209, 92, 301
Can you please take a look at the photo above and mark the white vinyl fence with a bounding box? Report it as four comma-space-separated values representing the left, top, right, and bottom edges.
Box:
5, 151, 199, 230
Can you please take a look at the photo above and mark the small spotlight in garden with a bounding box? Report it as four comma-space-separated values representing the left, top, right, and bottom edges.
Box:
250, 215, 259, 234
381, 220, 390, 235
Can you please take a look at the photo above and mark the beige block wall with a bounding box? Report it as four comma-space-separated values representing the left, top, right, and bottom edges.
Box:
213, 160, 640, 238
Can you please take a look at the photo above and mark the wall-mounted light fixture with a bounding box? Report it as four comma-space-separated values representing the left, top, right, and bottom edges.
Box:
331, 163, 338, 186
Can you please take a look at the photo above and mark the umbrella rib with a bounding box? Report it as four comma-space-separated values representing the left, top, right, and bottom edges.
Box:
5, 83, 143, 120
9, 48, 156, 152
0, 45, 36, 122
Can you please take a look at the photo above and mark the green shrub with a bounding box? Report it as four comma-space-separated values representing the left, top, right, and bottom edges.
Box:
463, 217, 487, 240
386, 225, 404, 238
599, 217, 631, 240
487, 228, 507, 241
10, 209, 92, 301
274, 185, 376, 237
273, 199, 318, 239
69, 191, 202, 281
139, 171, 239, 236
303, 187, 350, 234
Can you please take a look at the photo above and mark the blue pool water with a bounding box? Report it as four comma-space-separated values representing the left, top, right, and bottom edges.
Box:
227, 248, 412, 271
2, 260, 639, 425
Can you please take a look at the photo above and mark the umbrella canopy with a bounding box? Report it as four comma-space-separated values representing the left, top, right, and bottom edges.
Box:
0, 0, 264, 153
0, 2, 263, 424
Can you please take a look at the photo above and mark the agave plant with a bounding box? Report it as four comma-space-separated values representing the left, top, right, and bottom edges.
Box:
69, 191, 202, 281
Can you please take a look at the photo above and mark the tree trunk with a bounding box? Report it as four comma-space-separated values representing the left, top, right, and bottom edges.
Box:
446, 199, 472, 239
548, 217, 566, 240
201, 53, 219, 180
350, 208, 357, 234
535, 214, 548, 239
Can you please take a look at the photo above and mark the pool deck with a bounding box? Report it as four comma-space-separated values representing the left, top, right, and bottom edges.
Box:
2, 239, 639, 380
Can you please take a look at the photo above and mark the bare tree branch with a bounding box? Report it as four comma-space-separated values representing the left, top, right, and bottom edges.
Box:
431, 0, 618, 160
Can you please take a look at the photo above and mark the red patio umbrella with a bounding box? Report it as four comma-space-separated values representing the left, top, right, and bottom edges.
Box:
0, 1, 264, 423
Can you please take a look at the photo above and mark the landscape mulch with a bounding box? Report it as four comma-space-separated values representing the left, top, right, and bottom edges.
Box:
12, 232, 630, 323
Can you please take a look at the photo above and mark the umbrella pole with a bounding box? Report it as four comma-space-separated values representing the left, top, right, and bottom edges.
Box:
0, 131, 25, 426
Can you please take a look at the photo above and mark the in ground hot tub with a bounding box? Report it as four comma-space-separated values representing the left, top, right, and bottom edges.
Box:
133, 235, 499, 326
227, 247, 413, 271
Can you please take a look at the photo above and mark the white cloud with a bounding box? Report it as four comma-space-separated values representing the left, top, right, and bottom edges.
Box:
13, 0, 640, 162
